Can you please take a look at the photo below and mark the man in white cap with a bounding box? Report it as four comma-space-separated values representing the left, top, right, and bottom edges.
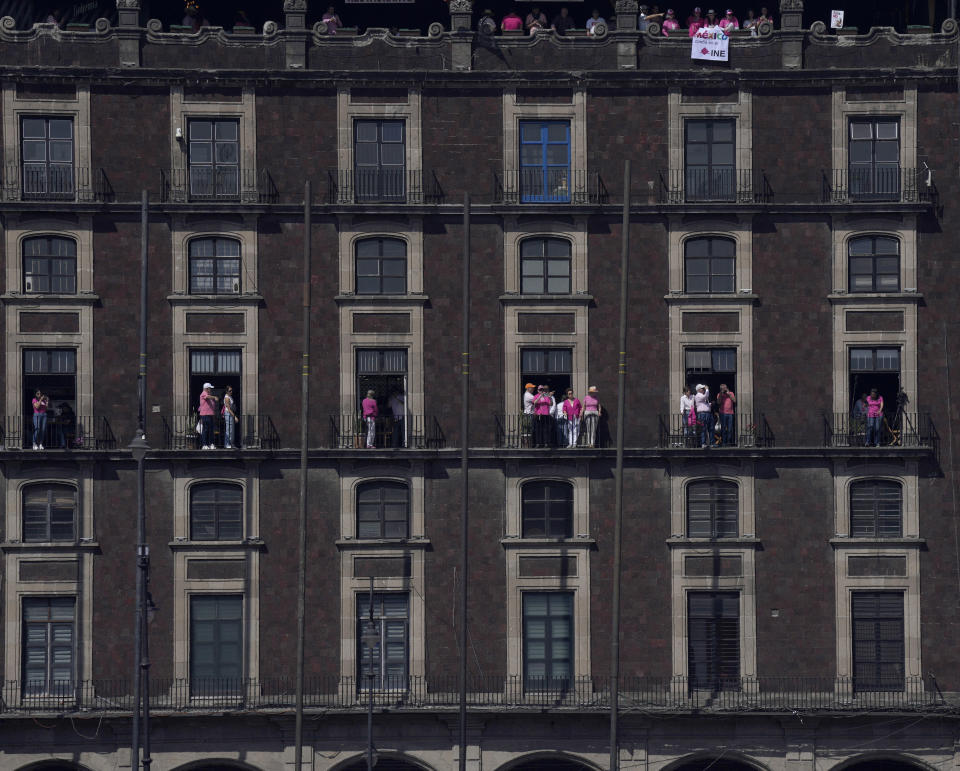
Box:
198, 382, 218, 449
694, 383, 713, 448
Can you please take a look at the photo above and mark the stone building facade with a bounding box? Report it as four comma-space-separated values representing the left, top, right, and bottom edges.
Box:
0, 1, 959, 770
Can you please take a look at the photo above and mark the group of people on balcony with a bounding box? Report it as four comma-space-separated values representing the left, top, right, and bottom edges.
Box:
646, 6, 773, 35
197, 383, 239, 450
30, 390, 78, 450
361, 389, 407, 449
680, 383, 737, 448
523, 384, 603, 449
491, 6, 607, 35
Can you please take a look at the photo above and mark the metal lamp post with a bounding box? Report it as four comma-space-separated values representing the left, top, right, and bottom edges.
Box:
361, 578, 378, 771
130, 433, 151, 771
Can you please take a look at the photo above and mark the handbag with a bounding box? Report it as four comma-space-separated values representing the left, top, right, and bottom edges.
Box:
195, 421, 202, 434
686, 408, 696, 427
714, 418, 721, 432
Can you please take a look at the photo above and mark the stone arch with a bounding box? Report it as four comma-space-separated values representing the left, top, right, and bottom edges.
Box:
494, 752, 604, 771
170, 762, 264, 771
330, 754, 436, 771
830, 753, 939, 771
663, 750, 770, 771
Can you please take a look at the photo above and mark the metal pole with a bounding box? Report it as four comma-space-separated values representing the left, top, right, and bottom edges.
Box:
130, 189, 149, 771
458, 193, 471, 771
367, 576, 375, 771
608, 161, 630, 771
294, 181, 312, 771
141, 571, 151, 771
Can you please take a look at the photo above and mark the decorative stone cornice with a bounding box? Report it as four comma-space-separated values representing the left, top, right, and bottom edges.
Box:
614, 0, 639, 12
779, 0, 803, 9
116, 0, 140, 8
283, 0, 307, 10
449, 0, 473, 13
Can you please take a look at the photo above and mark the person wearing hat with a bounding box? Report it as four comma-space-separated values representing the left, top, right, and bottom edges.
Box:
532, 385, 553, 448
686, 6, 703, 28
362, 389, 379, 449
521, 382, 537, 448
198, 382, 218, 449
719, 8, 739, 30
582, 386, 602, 447
661, 8, 679, 35
703, 8, 719, 27
694, 383, 713, 448
182, 0, 209, 32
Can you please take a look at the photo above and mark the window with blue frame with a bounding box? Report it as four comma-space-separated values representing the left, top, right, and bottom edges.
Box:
519, 121, 571, 203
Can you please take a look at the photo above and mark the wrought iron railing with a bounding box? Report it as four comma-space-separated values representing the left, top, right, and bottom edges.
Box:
328, 414, 445, 449
658, 168, 772, 204
3, 415, 116, 450
2, 163, 114, 202
326, 169, 443, 205
493, 413, 608, 449
161, 414, 280, 450
160, 167, 278, 203
658, 412, 774, 449
821, 168, 931, 204
822, 412, 937, 451
493, 169, 609, 205
0, 676, 946, 714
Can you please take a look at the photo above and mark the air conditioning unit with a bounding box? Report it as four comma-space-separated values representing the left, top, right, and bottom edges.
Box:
24, 277, 33, 293
231, 279, 240, 294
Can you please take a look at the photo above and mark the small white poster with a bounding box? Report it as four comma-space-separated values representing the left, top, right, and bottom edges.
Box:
691, 27, 729, 62
830, 10, 845, 28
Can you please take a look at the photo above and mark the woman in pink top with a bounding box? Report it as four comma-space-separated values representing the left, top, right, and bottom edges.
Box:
321, 6, 342, 34
361, 389, 379, 448
865, 388, 884, 447
582, 386, 602, 448
561, 388, 582, 448
31, 390, 49, 450
719, 9, 739, 30
661, 8, 679, 35
532, 385, 553, 448
198, 383, 219, 449
501, 10, 523, 31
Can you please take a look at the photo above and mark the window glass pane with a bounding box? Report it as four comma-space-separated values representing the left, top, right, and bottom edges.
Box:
876, 348, 900, 370
876, 257, 899, 274
355, 121, 379, 143
380, 239, 406, 258
875, 121, 899, 140
850, 122, 873, 140
712, 349, 736, 372
380, 144, 405, 166
354, 143, 379, 166
520, 123, 542, 143
22, 118, 47, 138
190, 121, 213, 140
711, 120, 734, 142
686, 145, 709, 165
546, 145, 568, 165
686, 121, 708, 142
215, 142, 238, 164
190, 143, 212, 164
849, 349, 873, 370
520, 145, 542, 165
49, 141, 72, 163
875, 143, 899, 163
711, 274, 735, 293
522, 277, 545, 294
546, 259, 569, 277
874, 237, 899, 254
215, 121, 238, 141
876, 274, 900, 292
546, 276, 569, 294
848, 238, 873, 256
546, 122, 568, 142
711, 144, 734, 166
22, 140, 47, 162
355, 239, 380, 258
380, 121, 404, 143
848, 143, 872, 164
521, 239, 544, 258
382, 259, 406, 277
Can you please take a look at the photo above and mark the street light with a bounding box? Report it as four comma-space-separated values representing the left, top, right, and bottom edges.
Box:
361, 578, 379, 771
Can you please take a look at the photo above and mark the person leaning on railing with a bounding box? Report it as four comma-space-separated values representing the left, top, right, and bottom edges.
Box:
525, 7, 547, 33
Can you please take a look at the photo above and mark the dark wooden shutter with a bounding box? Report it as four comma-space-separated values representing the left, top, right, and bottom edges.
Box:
850, 480, 902, 538
688, 592, 739, 690
687, 481, 738, 538
852, 591, 904, 691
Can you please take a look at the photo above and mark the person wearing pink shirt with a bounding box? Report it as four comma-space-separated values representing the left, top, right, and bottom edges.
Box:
561, 388, 582, 448
661, 8, 679, 35
361, 389, 378, 449
582, 386, 602, 447
719, 8, 739, 30
532, 385, 553, 448
501, 9, 523, 31
716, 383, 737, 446
198, 382, 218, 449
865, 388, 884, 447
31, 390, 49, 450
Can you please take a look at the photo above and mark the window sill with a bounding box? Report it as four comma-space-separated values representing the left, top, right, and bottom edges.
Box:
168, 538, 265, 550
337, 537, 430, 549
666, 537, 762, 548
166, 293, 264, 305
1, 292, 100, 304
500, 537, 595, 547
335, 293, 430, 306
1, 540, 99, 551
499, 293, 594, 305
663, 293, 759, 304
829, 537, 925, 548
827, 292, 923, 303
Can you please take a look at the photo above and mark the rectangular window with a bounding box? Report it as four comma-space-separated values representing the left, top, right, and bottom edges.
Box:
686, 480, 739, 539
687, 591, 739, 690
354, 119, 406, 202
190, 350, 242, 422
519, 121, 571, 203
849, 118, 900, 201
188, 119, 240, 201
20, 116, 74, 200
849, 347, 900, 416
521, 348, 572, 397
189, 238, 241, 294
190, 595, 243, 688
356, 592, 409, 689
684, 119, 735, 202
523, 591, 573, 689
23, 349, 77, 448
23, 237, 77, 294
22, 597, 76, 693
356, 348, 408, 413
852, 591, 904, 691
23, 484, 77, 542
190, 484, 243, 541
851, 481, 903, 538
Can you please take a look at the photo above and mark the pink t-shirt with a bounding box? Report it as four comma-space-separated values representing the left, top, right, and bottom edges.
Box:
719, 16, 739, 30
32, 397, 47, 415
198, 391, 217, 416
362, 398, 378, 418
866, 396, 884, 418
502, 14, 523, 30
688, 20, 704, 36
662, 18, 679, 35
717, 391, 736, 415
583, 394, 600, 413
533, 394, 552, 416
562, 398, 582, 420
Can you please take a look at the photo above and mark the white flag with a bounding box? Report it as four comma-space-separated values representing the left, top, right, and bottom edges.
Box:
691, 27, 729, 62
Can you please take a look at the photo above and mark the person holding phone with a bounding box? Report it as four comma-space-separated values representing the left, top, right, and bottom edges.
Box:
32, 390, 49, 450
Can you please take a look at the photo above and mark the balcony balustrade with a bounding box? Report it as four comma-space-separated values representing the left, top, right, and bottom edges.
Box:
160, 167, 278, 203
2, 415, 116, 450
822, 412, 936, 451
2, 163, 114, 203
327, 169, 443, 205
658, 168, 772, 204
493, 413, 608, 449
658, 412, 774, 449
161, 414, 280, 450
493, 169, 608, 205
822, 168, 932, 204
329, 414, 445, 450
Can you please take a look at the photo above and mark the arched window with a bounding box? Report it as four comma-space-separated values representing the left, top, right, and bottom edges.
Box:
190, 483, 243, 540
23, 236, 76, 294
850, 480, 902, 537
189, 237, 241, 294
22, 483, 76, 542
355, 237, 407, 295
686, 480, 738, 538
684, 237, 735, 293
520, 237, 571, 294
357, 481, 409, 539
521, 481, 573, 538
849, 235, 900, 293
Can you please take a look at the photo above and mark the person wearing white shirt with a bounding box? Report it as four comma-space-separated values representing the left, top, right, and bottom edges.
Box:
522, 383, 537, 447
389, 390, 406, 448
694, 383, 712, 448
679, 385, 696, 444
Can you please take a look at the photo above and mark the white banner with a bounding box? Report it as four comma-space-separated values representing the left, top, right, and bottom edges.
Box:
691, 27, 729, 61
830, 10, 845, 28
